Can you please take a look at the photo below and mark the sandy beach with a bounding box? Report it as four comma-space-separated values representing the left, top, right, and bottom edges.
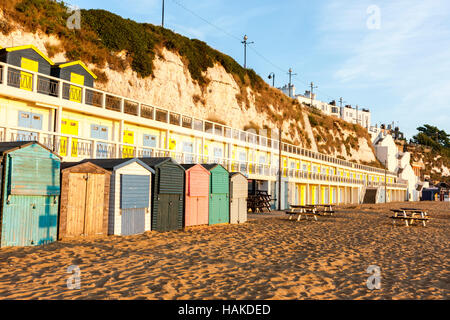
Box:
0, 201, 448, 300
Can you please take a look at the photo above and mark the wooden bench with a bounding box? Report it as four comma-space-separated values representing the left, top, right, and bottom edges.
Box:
390, 209, 430, 227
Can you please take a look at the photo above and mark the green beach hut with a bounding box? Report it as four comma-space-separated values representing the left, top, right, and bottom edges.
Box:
202, 164, 230, 225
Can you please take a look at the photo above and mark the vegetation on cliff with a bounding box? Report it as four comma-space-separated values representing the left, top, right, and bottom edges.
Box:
409, 124, 450, 183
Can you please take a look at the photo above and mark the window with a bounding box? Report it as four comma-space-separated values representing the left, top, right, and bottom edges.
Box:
183, 141, 194, 163
143, 134, 157, 148
259, 155, 267, 165
214, 147, 223, 159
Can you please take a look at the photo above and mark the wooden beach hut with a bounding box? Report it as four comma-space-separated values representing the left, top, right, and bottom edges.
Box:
0, 142, 60, 247
0, 45, 54, 91
58, 162, 111, 239
181, 164, 210, 227
81, 158, 154, 236
202, 164, 230, 225
139, 158, 185, 232
229, 172, 248, 224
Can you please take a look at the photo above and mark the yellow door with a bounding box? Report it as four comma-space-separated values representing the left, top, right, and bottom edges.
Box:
321, 187, 325, 204
331, 187, 335, 204
311, 186, 316, 204
70, 73, 84, 103
248, 148, 253, 174
20, 57, 38, 91
123, 130, 134, 158
169, 138, 177, 157
300, 185, 306, 206
60, 119, 79, 157
232, 148, 237, 171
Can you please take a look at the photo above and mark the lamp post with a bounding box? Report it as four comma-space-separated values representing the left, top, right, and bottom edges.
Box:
310, 82, 318, 108
287, 68, 297, 98
162, 0, 165, 27
268, 72, 275, 87
241, 35, 254, 69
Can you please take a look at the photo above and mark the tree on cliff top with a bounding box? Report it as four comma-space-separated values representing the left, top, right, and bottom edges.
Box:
412, 124, 450, 158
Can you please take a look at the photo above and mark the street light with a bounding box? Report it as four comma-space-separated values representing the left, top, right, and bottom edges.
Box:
310, 82, 318, 107
241, 35, 254, 69
268, 72, 275, 87
287, 68, 297, 98
162, 0, 165, 27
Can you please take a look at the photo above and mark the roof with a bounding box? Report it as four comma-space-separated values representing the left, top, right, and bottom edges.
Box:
61, 161, 110, 173
229, 172, 246, 178
201, 164, 227, 172
180, 164, 197, 170
181, 163, 211, 173
139, 157, 184, 171
61, 162, 82, 170
81, 158, 154, 173
2, 45, 54, 65
0, 141, 61, 159
54, 60, 97, 79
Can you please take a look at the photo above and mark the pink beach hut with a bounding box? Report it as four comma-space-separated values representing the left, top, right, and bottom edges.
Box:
181, 164, 211, 226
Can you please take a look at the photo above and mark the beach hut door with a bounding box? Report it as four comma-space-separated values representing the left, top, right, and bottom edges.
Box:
158, 194, 180, 231
120, 175, 149, 235
67, 173, 105, 236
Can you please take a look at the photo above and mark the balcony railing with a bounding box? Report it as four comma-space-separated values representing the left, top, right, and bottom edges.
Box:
37, 76, 59, 97
0, 61, 397, 178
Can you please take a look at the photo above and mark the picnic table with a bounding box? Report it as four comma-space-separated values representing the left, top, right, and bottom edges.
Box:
390, 208, 430, 227
286, 204, 335, 221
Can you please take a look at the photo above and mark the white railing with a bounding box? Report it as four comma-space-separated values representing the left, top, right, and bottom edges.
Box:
0, 61, 397, 177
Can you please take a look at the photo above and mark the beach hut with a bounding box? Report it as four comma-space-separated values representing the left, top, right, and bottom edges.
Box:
202, 164, 230, 225
81, 158, 154, 236
0, 142, 60, 247
0, 45, 54, 90
51, 61, 97, 87
229, 172, 248, 224
181, 164, 210, 227
58, 162, 111, 239
51, 61, 97, 104
139, 158, 185, 232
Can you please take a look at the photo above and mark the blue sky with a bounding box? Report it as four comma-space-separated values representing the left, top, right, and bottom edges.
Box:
69, 0, 450, 139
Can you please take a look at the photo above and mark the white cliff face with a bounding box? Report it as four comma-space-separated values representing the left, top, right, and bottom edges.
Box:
0, 25, 379, 164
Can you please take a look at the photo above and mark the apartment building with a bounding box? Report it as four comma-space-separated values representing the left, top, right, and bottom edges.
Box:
0, 45, 408, 209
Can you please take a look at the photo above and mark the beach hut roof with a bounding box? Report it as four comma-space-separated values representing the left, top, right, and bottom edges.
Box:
81, 158, 155, 173
61, 161, 111, 174
229, 172, 245, 178
181, 163, 210, 173
60, 162, 82, 170
201, 163, 226, 171
53, 60, 97, 79
1, 45, 54, 65
180, 164, 197, 170
0, 141, 61, 158
139, 157, 185, 171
